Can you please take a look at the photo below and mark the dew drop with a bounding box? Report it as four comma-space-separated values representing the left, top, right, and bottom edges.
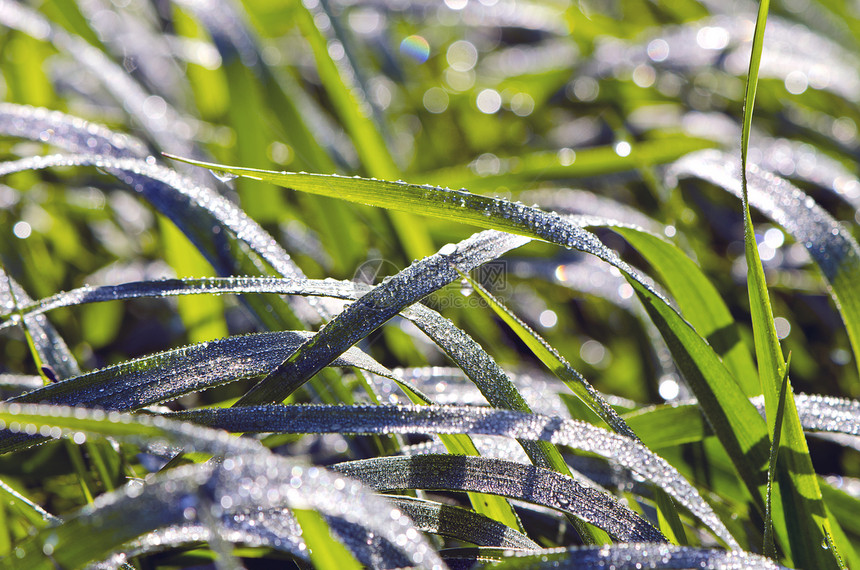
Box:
209, 169, 239, 183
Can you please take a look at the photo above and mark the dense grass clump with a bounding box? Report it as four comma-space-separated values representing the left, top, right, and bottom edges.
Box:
1, 0, 860, 568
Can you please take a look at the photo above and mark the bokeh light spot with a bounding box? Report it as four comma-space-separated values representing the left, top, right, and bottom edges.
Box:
400, 35, 430, 63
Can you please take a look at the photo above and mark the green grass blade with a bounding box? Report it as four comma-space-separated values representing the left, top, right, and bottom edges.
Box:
609, 227, 758, 395
292, 509, 363, 570
764, 358, 791, 558
739, 2, 842, 566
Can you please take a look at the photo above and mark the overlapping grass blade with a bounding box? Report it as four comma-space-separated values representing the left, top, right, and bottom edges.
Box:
0, 331, 392, 454
0, 272, 577, 442
333, 454, 666, 543
164, 155, 781, 543
0, 269, 525, 530
172, 403, 737, 546
0, 404, 444, 569
232, 230, 528, 406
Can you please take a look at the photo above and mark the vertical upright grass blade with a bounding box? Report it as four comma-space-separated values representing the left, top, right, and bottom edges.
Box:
739, 4, 841, 567
764, 358, 791, 558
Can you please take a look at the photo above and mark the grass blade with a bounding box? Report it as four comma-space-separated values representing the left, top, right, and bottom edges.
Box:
292, 510, 362, 570
764, 358, 791, 558
333, 454, 666, 543
738, 2, 842, 565
388, 496, 539, 549
473, 544, 787, 569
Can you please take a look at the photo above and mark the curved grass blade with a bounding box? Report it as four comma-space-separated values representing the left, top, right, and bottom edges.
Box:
0, 404, 444, 570
171, 403, 737, 547
161, 154, 669, 298
470, 543, 788, 569
103, 512, 308, 565
0, 103, 149, 158
332, 454, 666, 543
